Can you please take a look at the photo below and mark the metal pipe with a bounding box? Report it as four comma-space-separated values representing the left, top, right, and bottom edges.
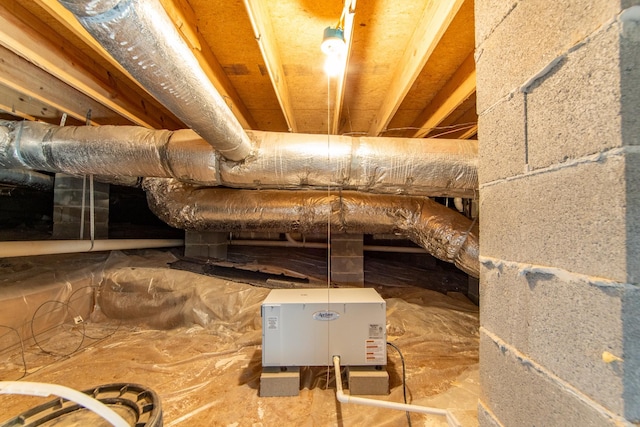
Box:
332, 356, 461, 427
0, 121, 477, 197
59, 0, 252, 161
0, 239, 184, 258
143, 179, 479, 277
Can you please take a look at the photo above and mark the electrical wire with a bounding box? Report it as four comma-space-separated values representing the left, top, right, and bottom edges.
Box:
325, 71, 333, 390
387, 341, 412, 427
0, 325, 27, 380
30, 300, 86, 357
340, 122, 478, 137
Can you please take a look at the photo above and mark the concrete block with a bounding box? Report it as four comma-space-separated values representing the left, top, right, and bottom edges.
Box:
331, 234, 363, 256
476, 0, 622, 112
527, 22, 624, 170
185, 230, 227, 245
331, 273, 364, 287
480, 331, 625, 426
185, 231, 228, 259
474, 0, 517, 46
331, 257, 363, 272
260, 367, 300, 397
628, 152, 640, 284
481, 259, 640, 418
477, 401, 501, 427
477, 92, 525, 184
347, 366, 389, 395
480, 155, 628, 282
621, 16, 640, 147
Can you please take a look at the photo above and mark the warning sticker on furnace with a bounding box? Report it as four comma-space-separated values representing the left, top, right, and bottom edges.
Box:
369, 324, 385, 339
365, 339, 385, 364
267, 316, 279, 330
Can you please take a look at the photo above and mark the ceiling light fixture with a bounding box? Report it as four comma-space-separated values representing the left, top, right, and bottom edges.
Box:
321, 26, 346, 56
321, 26, 346, 77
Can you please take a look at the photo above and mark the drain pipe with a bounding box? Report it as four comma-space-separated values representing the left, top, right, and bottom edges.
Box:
332, 356, 461, 427
0, 239, 184, 258
229, 234, 428, 253
59, 0, 252, 161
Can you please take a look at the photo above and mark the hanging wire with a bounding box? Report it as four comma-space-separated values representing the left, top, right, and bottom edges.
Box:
325, 72, 333, 389
30, 300, 86, 357
0, 325, 27, 380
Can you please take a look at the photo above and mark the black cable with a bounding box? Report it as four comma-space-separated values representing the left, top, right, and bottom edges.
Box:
0, 325, 27, 380
30, 300, 86, 357
387, 341, 412, 427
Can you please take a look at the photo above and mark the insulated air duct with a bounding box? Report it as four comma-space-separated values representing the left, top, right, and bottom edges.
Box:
0, 169, 53, 191
59, 0, 252, 161
143, 178, 480, 277
0, 121, 477, 197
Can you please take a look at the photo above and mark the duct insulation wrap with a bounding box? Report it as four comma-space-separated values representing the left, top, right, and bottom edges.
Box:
0, 121, 218, 186
231, 130, 478, 197
143, 178, 479, 278
0, 121, 477, 197
59, 0, 251, 161
0, 169, 53, 190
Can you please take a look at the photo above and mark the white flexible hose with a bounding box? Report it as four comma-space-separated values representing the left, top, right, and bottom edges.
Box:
0, 381, 129, 427
332, 356, 461, 427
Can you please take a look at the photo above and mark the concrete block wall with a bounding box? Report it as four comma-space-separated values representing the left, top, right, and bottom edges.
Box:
476, 1, 640, 425
330, 233, 364, 286
52, 173, 109, 239
184, 230, 228, 259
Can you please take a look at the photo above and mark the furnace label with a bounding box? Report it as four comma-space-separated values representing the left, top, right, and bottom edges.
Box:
267, 316, 279, 330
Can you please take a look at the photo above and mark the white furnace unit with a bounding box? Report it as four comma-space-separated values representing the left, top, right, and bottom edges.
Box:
261, 288, 387, 367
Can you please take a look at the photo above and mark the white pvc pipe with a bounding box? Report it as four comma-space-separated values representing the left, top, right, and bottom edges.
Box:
332, 356, 461, 427
0, 381, 129, 427
230, 234, 427, 254
0, 239, 184, 258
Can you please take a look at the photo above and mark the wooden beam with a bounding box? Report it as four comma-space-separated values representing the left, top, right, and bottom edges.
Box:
0, 84, 61, 123
411, 51, 476, 138
244, 0, 297, 132
367, 0, 465, 136
0, 45, 130, 126
159, 0, 257, 129
0, 1, 178, 129
331, 0, 356, 135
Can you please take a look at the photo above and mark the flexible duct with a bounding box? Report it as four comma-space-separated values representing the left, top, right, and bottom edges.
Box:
0, 121, 477, 197
0, 169, 53, 190
143, 178, 479, 277
59, 0, 252, 161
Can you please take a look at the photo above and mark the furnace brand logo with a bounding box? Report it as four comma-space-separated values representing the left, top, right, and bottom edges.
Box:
312, 310, 340, 321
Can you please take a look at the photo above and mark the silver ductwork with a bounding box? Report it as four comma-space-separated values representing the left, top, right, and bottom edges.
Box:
59, 0, 252, 161
0, 169, 53, 191
0, 121, 477, 197
143, 178, 480, 278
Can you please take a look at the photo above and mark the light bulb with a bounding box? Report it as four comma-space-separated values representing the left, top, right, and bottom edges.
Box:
324, 55, 344, 77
